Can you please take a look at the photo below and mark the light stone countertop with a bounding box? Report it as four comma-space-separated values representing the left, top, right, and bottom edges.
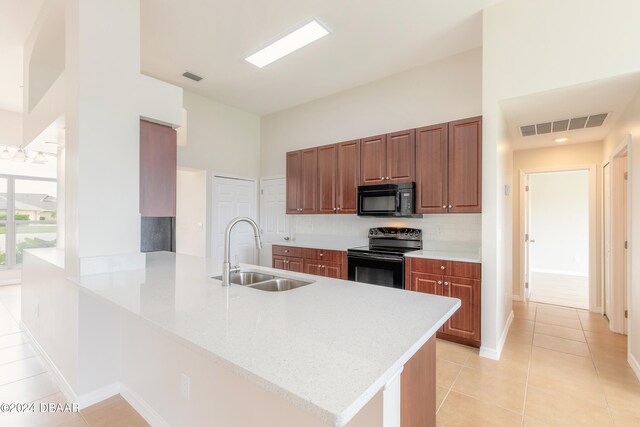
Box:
69, 251, 459, 427
265, 237, 368, 252
405, 249, 481, 263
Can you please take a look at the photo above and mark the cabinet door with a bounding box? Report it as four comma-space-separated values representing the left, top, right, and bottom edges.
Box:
442, 276, 481, 342
273, 256, 287, 270
288, 257, 304, 273
448, 117, 482, 213
336, 140, 360, 213
386, 129, 415, 183
301, 148, 318, 214
317, 144, 338, 214
411, 272, 443, 295
324, 262, 342, 279
360, 134, 387, 185
304, 259, 325, 276
286, 151, 302, 214
416, 124, 448, 214
140, 120, 177, 217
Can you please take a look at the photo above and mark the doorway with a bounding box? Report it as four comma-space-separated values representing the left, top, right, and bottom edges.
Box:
210, 175, 258, 265
607, 142, 629, 334
523, 169, 591, 309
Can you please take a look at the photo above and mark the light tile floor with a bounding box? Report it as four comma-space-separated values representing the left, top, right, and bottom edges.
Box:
436, 300, 640, 426
1, 284, 639, 426
0, 285, 148, 426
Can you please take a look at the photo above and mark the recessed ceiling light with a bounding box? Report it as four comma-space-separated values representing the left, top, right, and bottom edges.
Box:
554, 137, 568, 143
245, 20, 329, 68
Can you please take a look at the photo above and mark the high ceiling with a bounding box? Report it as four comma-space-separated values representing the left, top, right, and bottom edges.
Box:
501, 73, 640, 151
140, 0, 502, 115
0, 0, 44, 112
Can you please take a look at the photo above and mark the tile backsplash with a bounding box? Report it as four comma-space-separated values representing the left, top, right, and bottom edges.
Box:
290, 214, 481, 243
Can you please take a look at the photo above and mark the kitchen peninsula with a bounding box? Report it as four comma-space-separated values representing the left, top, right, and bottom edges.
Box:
22, 249, 459, 427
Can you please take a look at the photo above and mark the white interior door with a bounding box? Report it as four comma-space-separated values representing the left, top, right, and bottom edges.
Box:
260, 177, 289, 242
524, 174, 532, 300
211, 176, 257, 265
604, 163, 612, 317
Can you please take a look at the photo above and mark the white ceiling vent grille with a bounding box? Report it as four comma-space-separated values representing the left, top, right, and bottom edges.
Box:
520, 113, 608, 137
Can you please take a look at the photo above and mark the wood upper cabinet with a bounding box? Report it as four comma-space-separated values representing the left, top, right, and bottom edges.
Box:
448, 117, 482, 213
360, 134, 387, 185
386, 129, 415, 183
336, 140, 360, 213
140, 120, 177, 217
317, 144, 338, 214
442, 276, 481, 342
286, 148, 317, 214
286, 151, 302, 214
416, 124, 448, 214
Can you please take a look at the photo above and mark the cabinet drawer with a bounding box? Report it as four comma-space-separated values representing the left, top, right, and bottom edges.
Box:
272, 245, 303, 257
450, 261, 481, 280
410, 258, 452, 275
302, 248, 343, 263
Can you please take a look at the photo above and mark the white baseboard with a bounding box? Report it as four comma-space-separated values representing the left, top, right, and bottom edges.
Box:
76, 383, 121, 409
629, 352, 640, 382
21, 321, 120, 409
479, 310, 514, 360
121, 384, 170, 427
530, 268, 588, 277
21, 322, 78, 405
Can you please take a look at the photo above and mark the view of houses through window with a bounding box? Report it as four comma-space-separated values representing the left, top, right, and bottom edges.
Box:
0, 175, 57, 268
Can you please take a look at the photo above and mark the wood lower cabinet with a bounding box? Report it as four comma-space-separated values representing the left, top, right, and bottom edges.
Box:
286, 148, 318, 214
407, 257, 481, 347
416, 117, 482, 214
273, 245, 346, 279
140, 120, 177, 217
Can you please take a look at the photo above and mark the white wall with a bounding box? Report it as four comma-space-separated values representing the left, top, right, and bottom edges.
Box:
602, 86, 640, 378
176, 168, 207, 257
0, 109, 22, 146
260, 48, 482, 177
179, 91, 261, 177
529, 171, 589, 275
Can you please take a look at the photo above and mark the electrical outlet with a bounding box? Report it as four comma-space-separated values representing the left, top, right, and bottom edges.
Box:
35, 303, 39, 318
180, 374, 191, 400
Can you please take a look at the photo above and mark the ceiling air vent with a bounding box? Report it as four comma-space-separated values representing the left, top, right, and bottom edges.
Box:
182, 71, 203, 82
520, 113, 608, 137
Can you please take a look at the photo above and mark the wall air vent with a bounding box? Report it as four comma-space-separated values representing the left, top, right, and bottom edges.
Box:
520, 113, 608, 137
182, 71, 203, 82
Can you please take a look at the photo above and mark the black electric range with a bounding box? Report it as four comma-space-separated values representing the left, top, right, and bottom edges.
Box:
347, 227, 422, 289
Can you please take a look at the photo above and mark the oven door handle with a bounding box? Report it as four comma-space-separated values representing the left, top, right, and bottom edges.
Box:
347, 253, 404, 263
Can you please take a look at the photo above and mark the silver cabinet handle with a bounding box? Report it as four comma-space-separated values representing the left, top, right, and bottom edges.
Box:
337, 207, 341, 211
284, 250, 289, 253
320, 253, 324, 257
448, 205, 452, 209
444, 281, 449, 286
440, 265, 446, 270
442, 205, 447, 209
438, 280, 442, 285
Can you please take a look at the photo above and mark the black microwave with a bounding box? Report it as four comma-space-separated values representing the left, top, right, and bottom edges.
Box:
357, 182, 420, 217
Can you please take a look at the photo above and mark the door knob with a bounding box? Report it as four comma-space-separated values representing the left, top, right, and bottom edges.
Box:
530, 240, 536, 243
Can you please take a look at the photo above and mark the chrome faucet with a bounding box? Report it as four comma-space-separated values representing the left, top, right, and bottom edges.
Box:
222, 217, 263, 287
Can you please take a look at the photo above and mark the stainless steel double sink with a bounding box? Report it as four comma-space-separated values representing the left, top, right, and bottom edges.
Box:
212, 271, 314, 292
